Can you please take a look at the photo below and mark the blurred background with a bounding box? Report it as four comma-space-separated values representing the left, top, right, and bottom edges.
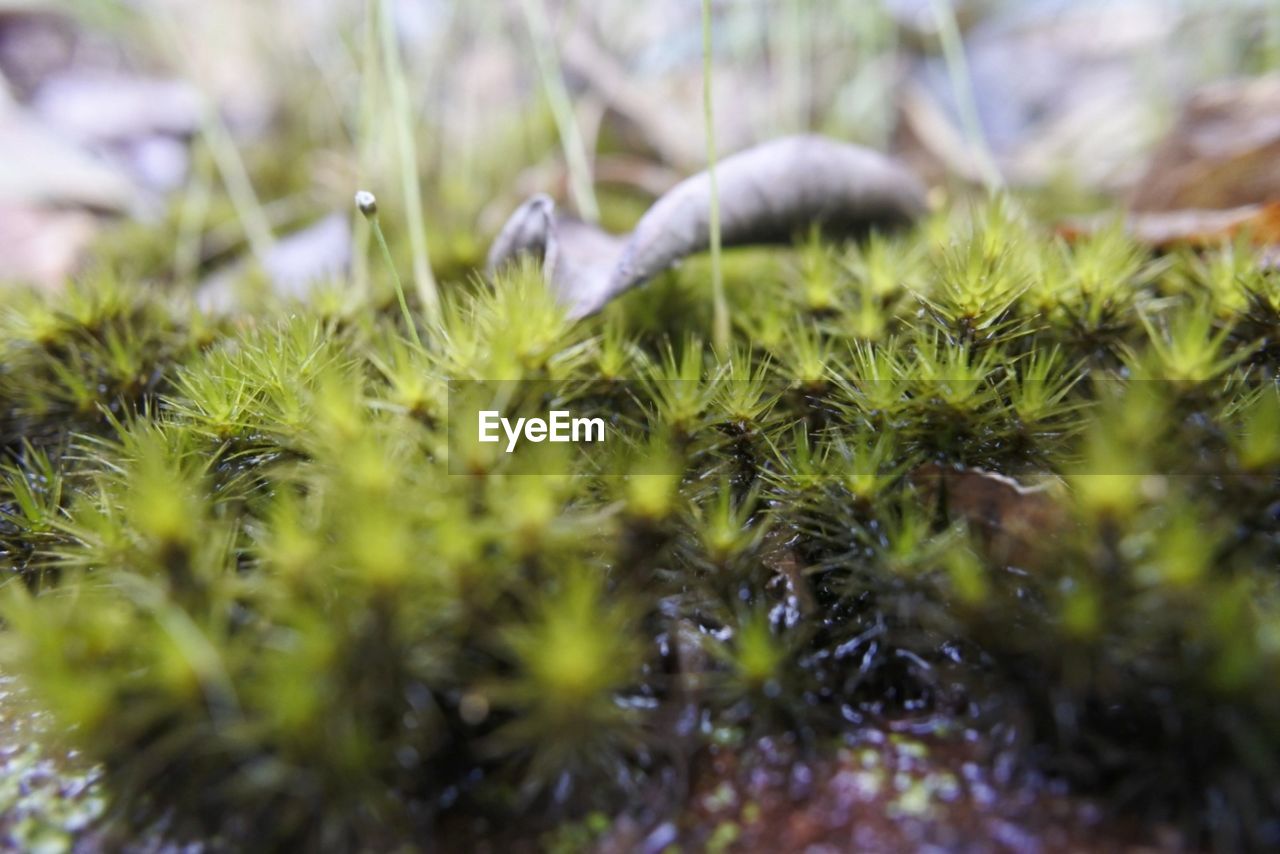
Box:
1, 0, 1279, 299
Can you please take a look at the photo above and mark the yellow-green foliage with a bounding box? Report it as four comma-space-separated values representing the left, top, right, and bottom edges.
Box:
0, 202, 1278, 847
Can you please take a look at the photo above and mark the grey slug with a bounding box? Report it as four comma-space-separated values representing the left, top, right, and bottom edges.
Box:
486, 135, 928, 318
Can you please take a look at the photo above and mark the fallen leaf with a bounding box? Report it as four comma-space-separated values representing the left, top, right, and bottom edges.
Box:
488, 135, 926, 318
1057, 202, 1280, 249
197, 212, 351, 313
1130, 75, 1280, 212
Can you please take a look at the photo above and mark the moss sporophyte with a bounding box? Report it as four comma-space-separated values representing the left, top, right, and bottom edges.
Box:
2, 196, 1279, 848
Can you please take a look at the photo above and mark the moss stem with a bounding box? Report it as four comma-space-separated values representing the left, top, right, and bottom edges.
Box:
378, 0, 440, 321
358, 191, 423, 349
196, 92, 277, 267
703, 0, 730, 355
352, 0, 382, 302
518, 0, 600, 223
927, 0, 1002, 192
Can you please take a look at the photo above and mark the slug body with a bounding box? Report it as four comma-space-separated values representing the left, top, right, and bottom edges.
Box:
487, 135, 927, 318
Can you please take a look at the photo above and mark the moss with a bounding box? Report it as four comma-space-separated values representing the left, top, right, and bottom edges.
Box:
0, 201, 1278, 848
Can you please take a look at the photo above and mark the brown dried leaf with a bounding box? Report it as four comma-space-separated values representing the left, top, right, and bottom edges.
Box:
1130, 75, 1280, 212
910, 463, 1068, 569
1057, 202, 1280, 249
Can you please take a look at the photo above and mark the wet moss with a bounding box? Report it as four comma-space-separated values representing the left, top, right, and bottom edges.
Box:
0, 201, 1278, 848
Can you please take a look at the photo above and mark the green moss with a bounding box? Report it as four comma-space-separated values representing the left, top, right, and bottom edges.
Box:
0, 201, 1278, 847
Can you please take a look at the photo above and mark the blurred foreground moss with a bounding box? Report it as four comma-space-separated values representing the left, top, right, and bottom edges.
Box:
0, 203, 1278, 849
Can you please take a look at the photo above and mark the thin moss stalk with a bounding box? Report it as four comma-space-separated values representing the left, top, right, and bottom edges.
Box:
703, 0, 729, 354
198, 94, 277, 265
172, 147, 215, 289
357, 191, 422, 349
148, 0, 276, 268
927, 0, 1002, 191
351, 0, 383, 301
518, 0, 600, 223
377, 0, 440, 320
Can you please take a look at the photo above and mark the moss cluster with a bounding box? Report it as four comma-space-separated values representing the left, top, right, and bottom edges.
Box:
0, 202, 1278, 848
